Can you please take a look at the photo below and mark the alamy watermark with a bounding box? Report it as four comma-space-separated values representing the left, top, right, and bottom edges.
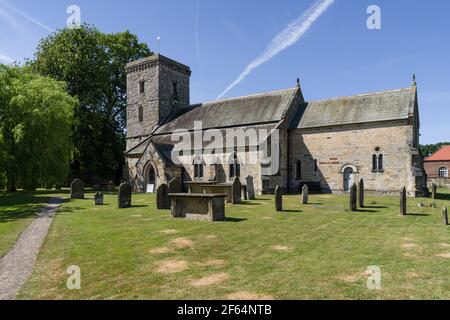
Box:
66, 265, 81, 290
367, 5, 382, 30
170, 122, 280, 175
67, 5, 81, 29
366, 265, 382, 290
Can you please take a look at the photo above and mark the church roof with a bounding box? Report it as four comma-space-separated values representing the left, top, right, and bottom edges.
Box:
291, 87, 416, 129
155, 87, 299, 134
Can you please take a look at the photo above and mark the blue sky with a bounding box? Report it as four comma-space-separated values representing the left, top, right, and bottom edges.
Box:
0, 0, 449, 144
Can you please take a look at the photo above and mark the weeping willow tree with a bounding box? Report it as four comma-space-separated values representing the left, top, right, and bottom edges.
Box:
0, 65, 77, 191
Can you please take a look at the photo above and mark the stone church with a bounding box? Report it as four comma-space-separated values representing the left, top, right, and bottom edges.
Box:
124, 54, 427, 196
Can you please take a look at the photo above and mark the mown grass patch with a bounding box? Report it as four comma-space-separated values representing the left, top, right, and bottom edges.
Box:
17, 189, 450, 300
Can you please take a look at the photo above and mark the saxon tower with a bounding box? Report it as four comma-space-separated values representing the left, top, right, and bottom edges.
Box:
125, 54, 191, 151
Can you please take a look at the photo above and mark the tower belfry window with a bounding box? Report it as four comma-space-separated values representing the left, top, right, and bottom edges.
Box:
139, 81, 145, 94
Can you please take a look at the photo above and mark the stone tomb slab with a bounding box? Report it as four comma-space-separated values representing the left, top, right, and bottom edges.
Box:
169, 193, 227, 222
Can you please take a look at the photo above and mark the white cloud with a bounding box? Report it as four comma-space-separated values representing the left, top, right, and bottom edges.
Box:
0, 53, 15, 64
0, 0, 53, 33
217, 0, 335, 100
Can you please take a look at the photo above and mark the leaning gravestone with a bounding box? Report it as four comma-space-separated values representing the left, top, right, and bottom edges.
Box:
157, 183, 171, 210
232, 177, 242, 204
94, 192, 104, 206
70, 179, 84, 199
432, 183, 437, 201
443, 207, 449, 226
400, 187, 407, 216
358, 179, 365, 208
275, 185, 283, 212
302, 184, 309, 205
246, 176, 256, 200
168, 177, 182, 194
118, 182, 132, 209
349, 183, 357, 212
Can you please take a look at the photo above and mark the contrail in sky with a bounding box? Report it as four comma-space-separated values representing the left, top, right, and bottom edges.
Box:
217, 0, 335, 100
0, 0, 53, 32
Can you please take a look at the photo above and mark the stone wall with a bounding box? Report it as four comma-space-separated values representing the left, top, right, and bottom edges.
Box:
288, 121, 424, 196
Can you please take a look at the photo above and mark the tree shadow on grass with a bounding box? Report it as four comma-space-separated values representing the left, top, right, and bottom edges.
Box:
0, 193, 55, 223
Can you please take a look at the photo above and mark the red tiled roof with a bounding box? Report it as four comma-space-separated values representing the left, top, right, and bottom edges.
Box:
425, 146, 450, 161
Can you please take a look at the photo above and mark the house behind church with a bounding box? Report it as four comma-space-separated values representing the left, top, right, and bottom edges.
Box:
124, 54, 427, 196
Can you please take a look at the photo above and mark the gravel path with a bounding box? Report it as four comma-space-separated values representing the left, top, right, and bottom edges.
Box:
0, 198, 62, 300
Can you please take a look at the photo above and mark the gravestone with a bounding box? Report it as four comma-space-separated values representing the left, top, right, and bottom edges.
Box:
54, 184, 62, 191
246, 176, 256, 200
302, 184, 309, 205
358, 179, 365, 208
400, 187, 407, 216
168, 177, 182, 194
232, 177, 242, 204
443, 207, 449, 226
157, 183, 171, 210
118, 182, 132, 208
70, 179, 84, 199
94, 192, 104, 206
107, 181, 116, 191
275, 185, 282, 212
242, 185, 248, 201
432, 183, 437, 201
349, 183, 357, 212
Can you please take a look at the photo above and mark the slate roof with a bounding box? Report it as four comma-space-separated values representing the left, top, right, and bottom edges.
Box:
425, 146, 450, 162
155, 87, 299, 134
290, 87, 416, 129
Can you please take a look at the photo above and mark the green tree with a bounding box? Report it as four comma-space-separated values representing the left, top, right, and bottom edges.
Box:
420, 142, 450, 158
0, 65, 77, 191
31, 25, 152, 183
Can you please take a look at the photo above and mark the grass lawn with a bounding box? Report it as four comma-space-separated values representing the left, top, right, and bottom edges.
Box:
14, 189, 450, 300
0, 190, 65, 258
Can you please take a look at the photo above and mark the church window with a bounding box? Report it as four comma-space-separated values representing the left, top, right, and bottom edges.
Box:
378, 154, 384, 172
139, 80, 145, 94
296, 160, 302, 180
229, 152, 240, 178
138, 106, 144, 123
193, 155, 204, 179
439, 167, 448, 178
372, 154, 384, 173
314, 159, 318, 173
266, 136, 272, 158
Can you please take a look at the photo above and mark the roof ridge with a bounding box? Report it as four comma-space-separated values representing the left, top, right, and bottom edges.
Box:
306, 87, 414, 104
202, 87, 298, 105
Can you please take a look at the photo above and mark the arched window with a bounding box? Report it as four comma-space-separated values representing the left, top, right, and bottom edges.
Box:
296, 160, 302, 180
439, 167, 448, 178
138, 106, 144, 123
193, 155, 204, 179
139, 80, 145, 94
266, 136, 272, 158
372, 154, 384, 173
229, 152, 240, 178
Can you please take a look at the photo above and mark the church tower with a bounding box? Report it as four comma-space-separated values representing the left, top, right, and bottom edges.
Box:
125, 54, 191, 151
